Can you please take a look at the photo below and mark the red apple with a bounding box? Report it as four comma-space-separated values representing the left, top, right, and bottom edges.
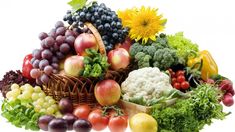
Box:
95, 79, 121, 106
64, 55, 84, 77
59, 54, 73, 70
74, 33, 98, 56
119, 38, 132, 51
22, 54, 33, 80
108, 48, 130, 70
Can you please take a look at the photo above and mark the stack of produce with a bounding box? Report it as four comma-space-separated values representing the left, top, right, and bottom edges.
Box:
0, 0, 234, 132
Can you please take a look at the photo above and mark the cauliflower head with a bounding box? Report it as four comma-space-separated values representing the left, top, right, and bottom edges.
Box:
121, 67, 174, 103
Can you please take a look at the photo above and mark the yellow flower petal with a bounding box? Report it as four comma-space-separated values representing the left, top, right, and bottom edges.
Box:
121, 6, 166, 44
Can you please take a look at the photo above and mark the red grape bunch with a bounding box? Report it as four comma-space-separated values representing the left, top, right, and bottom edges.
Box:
30, 21, 79, 85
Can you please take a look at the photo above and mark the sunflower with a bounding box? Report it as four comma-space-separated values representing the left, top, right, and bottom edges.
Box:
117, 8, 137, 27
118, 6, 166, 44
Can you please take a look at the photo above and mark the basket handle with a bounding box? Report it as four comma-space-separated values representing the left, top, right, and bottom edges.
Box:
85, 22, 106, 55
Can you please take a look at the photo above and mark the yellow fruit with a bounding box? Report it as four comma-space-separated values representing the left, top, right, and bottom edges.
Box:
11, 83, 20, 90
129, 113, 157, 132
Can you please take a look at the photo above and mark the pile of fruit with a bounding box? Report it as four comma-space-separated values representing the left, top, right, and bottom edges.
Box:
0, 0, 234, 132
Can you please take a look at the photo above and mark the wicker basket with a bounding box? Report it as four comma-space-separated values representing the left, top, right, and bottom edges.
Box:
42, 23, 134, 105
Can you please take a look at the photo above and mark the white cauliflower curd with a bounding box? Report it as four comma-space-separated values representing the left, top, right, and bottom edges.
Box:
121, 67, 174, 103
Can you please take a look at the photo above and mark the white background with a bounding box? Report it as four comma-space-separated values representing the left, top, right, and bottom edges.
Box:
0, 0, 235, 131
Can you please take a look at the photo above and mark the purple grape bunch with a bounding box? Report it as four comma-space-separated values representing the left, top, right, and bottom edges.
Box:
30, 21, 79, 85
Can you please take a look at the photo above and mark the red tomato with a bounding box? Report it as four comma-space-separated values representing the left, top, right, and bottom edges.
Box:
73, 104, 91, 120
88, 109, 109, 131
173, 82, 181, 90
108, 110, 128, 121
108, 116, 128, 132
177, 75, 185, 83
181, 81, 190, 90
22, 54, 33, 79
176, 70, 185, 77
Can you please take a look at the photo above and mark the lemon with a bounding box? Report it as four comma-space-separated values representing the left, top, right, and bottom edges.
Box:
129, 113, 158, 132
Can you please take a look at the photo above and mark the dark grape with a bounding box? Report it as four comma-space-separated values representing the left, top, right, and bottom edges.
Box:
85, 13, 91, 21
40, 74, 49, 84
56, 52, 65, 59
112, 33, 118, 39
39, 59, 49, 70
32, 49, 42, 59
48, 29, 56, 38
101, 14, 106, 21
79, 21, 84, 27
94, 12, 99, 19
33, 59, 40, 68
55, 21, 64, 29
30, 69, 41, 79
104, 23, 111, 30
56, 35, 66, 45
65, 36, 75, 47
97, 25, 104, 30
52, 56, 59, 63
116, 22, 122, 29
44, 65, 53, 75
30, 57, 36, 64
41, 49, 53, 60
65, 30, 75, 37
45, 37, 55, 47
80, 12, 86, 19
60, 43, 70, 54
56, 27, 66, 36
51, 63, 59, 70
39, 32, 48, 40
41, 40, 49, 49
53, 44, 60, 51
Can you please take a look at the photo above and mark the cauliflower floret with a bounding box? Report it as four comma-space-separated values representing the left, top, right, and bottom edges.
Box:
121, 67, 174, 102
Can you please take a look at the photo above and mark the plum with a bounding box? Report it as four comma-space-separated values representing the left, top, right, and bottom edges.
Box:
38, 115, 55, 131
59, 98, 73, 114
73, 119, 92, 132
62, 113, 78, 130
48, 118, 68, 132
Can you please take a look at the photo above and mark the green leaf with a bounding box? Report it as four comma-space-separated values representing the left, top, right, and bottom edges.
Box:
68, 0, 87, 11
90, 64, 102, 77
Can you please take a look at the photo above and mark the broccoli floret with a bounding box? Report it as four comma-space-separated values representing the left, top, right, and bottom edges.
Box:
152, 33, 170, 50
135, 52, 152, 68
143, 45, 157, 56
135, 52, 146, 60
129, 43, 144, 57
153, 48, 178, 70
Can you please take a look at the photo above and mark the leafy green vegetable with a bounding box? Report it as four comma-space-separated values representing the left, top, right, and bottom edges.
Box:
1, 99, 43, 131
68, 0, 87, 11
82, 49, 109, 78
151, 84, 227, 132
167, 32, 199, 64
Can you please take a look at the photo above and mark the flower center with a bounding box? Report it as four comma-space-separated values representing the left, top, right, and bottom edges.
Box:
142, 20, 149, 27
